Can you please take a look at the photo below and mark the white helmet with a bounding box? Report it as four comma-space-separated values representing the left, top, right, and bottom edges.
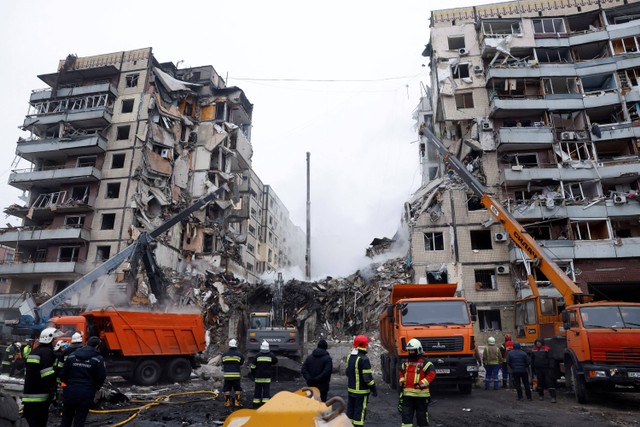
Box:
14, 342, 22, 349
228, 338, 238, 348
39, 327, 60, 344
71, 332, 83, 344
54, 341, 68, 352
260, 340, 270, 352
406, 338, 423, 354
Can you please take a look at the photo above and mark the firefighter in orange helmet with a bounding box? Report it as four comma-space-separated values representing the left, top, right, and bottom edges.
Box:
399, 338, 436, 427
346, 335, 377, 426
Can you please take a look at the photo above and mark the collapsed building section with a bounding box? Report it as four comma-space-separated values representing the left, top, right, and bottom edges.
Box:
413, 0, 640, 342
0, 48, 305, 329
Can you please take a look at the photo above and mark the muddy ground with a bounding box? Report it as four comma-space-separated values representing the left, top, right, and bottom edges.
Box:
39, 373, 640, 427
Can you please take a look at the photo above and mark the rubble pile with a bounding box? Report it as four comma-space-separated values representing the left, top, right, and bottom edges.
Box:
167, 255, 411, 353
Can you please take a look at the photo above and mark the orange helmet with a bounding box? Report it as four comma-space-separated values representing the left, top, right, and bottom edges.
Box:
505, 333, 512, 341
353, 335, 369, 349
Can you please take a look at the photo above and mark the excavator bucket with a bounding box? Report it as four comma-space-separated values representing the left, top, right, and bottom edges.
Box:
223, 388, 351, 426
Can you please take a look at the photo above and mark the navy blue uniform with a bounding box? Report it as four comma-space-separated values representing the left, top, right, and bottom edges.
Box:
22, 343, 57, 427
346, 348, 376, 426
60, 345, 106, 427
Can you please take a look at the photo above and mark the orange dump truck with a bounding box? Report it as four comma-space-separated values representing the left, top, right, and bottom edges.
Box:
49, 309, 206, 385
379, 284, 478, 394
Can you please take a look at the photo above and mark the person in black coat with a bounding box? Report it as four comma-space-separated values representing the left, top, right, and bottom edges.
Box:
506, 342, 532, 401
301, 339, 333, 402
60, 336, 106, 427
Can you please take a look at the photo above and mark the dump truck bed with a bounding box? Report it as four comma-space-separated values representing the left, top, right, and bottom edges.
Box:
83, 310, 206, 357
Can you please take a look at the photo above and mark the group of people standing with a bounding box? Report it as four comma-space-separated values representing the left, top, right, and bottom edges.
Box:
222, 334, 435, 427
1, 340, 32, 377
20, 328, 106, 427
482, 334, 558, 403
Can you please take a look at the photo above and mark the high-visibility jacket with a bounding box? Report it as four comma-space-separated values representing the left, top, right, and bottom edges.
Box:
399, 357, 436, 397
346, 348, 377, 395
22, 344, 31, 359
2, 346, 16, 367
222, 348, 245, 379
22, 343, 57, 403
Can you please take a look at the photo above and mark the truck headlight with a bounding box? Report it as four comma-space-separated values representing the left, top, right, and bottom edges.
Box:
467, 365, 478, 372
588, 370, 607, 378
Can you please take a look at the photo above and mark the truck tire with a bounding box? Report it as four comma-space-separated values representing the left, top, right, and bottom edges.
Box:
570, 363, 589, 404
134, 359, 162, 386
390, 356, 398, 390
381, 354, 390, 384
166, 357, 192, 383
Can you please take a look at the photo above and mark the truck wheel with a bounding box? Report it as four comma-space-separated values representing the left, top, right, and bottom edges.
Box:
134, 359, 162, 386
570, 363, 589, 404
166, 357, 192, 383
390, 357, 398, 390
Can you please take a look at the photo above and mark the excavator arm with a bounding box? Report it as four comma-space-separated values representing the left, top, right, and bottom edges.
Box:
17, 187, 225, 330
421, 128, 590, 308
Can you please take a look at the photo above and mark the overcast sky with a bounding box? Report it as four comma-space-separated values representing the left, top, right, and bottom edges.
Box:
0, 0, 483, 280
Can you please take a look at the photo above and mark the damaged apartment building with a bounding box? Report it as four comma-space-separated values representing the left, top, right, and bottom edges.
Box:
409, 0, 640, 340
0, 48, 305, 320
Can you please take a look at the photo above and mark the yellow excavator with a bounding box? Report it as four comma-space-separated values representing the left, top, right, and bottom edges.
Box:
223, 387, 351, 426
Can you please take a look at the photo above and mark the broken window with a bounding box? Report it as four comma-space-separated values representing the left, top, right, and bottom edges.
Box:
542, 77, 579, 95
533, 18, 566, 34
105, 183, 121, 199
246, 263, 253, 272
470, 230, 492, 250
249, 225, 256, 236
121, 99, 134, 113
125, 74, 139, 88
451, 64, 470, 79
535, 47, 572, 64
573, 41, 610, 61
116, 125, 131, 140
455, 92, 474, 109
247, 243, 255, 253
558, 141, 594, 161
423, 232, 444, 251
71, 186, 89, 202
53, 280, 72, 294
426, 270, 448, 284
96, 245, 111, 261
215, 102, 226, 121
478, 309, 502, 330
612, 36, 640, 54
475, 269, 496, 290
513, 190, 534, 202
525, 225, 552, 240
448, 36, 465, 50
482, 19, 522, 36
77, 156, 97, 167
111, 153, 126, 169
64, 215, 85, 228
570, 219, 611, 240
101, 213, 116, 230
58, 247, 80, 262
581, 73, 616, 94
509, 153, 538, 168
467, 196, 484, 211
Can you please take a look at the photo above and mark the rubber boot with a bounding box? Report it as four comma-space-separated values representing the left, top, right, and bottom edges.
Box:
234, 392, 243, 407
224, 394, 232, 408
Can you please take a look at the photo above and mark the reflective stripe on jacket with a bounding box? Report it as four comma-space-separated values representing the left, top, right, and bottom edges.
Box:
222, 348, 245, 379
346, 348, 376, 395
399, 358, 436, 397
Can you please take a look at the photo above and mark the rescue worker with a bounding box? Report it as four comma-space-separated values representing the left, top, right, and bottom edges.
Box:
399, 338, 436, 427
11, 343, 24, 377
346, 334, 377, 426
63, 332, 84, 363
221, 338, 245, 408
60, 336, 106, 427
301, 339, 333, 402
23, 340, 32, 358
249, 340, 277, 408
506, 342, 532, 401
531, 337, 557, 402
53, 340, 70, 373
2, 342, 19, 375
22, 327, 59, 427
482, 336, 502, 390
500, 333, 514, 388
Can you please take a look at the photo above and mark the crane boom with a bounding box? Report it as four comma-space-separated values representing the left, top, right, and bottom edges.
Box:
421, 128, 590, 307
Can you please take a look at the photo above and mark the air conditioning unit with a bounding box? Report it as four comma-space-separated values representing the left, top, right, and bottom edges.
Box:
481, 119, 493, 131
496, 264, 510, 275
614, 195, 627, 204
561, 131, 577, 141
544, 199, 555, 209
533, 121, 545, 127
458, 48, 469, 56
494, 232, 508, 242
160, 148, 170, 159
474, 65, 483, 74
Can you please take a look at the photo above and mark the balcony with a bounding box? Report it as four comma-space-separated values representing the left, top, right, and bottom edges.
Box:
29, 82, 117, 102
509, 237, 640, 261
4, 190, 93, 221
589, 122, 640, 140
9, 165, 101, 190
489, 95, 584, 118
500, 162, 640, 186
227, 195, 250, 221
0, 260, 81, 277
0, 226, 91, 246
16, 134, 107, 163
498, 126, 554, 149
510, 200, 640, 221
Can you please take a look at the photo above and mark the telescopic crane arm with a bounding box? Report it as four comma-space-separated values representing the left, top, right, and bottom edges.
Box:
421, 128, 590, 306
